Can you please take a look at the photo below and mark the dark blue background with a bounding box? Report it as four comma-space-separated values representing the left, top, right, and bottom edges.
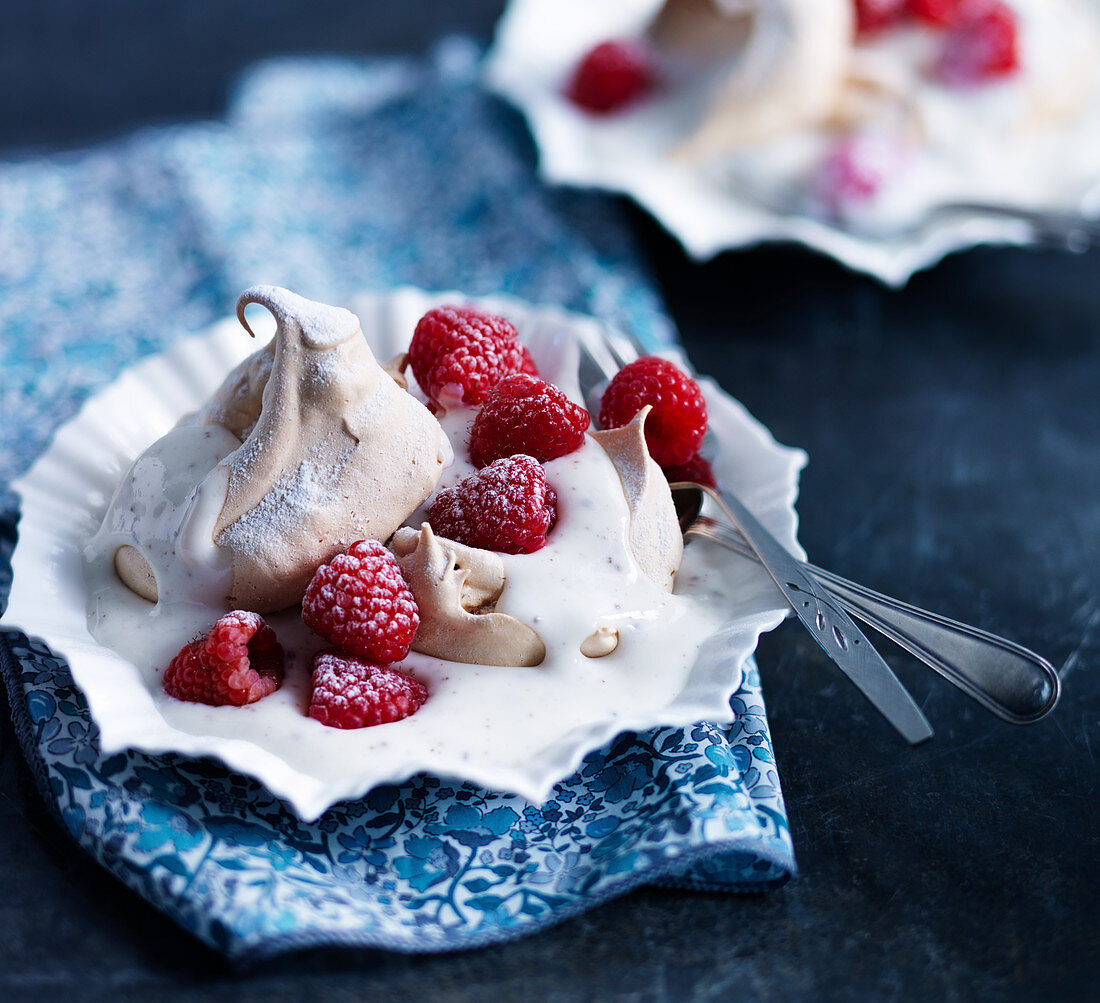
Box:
1, 2, 1097, 998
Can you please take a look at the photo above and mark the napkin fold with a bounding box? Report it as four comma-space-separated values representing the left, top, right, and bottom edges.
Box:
0, 40, 794, 962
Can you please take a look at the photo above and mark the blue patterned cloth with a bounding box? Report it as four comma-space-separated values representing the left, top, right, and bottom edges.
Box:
0, 41, 794, 962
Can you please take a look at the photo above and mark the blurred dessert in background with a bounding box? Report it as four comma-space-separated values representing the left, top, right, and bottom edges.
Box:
563, 0, 1100, 226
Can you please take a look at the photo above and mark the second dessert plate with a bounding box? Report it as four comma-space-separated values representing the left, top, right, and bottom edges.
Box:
486, 0, 1100, 285
5, 289, 805, 820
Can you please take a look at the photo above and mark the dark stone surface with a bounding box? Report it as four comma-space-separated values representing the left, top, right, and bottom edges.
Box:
1, 2, 1097, 1000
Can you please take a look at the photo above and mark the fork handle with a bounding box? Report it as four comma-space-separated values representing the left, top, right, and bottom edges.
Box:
689, 522, 1060, 724
809, 567, 1060, 724
941, 203, 1100, 252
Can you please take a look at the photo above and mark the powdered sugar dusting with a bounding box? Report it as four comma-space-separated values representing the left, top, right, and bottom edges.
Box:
310, 653, 428, 729
427, 454, 556, 554
302, 540, 419, 664
217, 434, 357, 559
237, 285, 359, 350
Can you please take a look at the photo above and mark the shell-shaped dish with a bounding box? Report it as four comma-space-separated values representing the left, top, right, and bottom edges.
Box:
4, 288, 805, 820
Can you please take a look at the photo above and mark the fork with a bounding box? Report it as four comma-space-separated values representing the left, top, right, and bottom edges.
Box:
580, 333, 933, 742
579, 331, 1060, 728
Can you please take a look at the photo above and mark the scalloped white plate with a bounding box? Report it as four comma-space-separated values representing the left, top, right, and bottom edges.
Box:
486, 0, 1100, 286
4, 288, 805, 820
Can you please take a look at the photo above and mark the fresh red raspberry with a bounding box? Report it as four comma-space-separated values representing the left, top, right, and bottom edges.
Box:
935, 0, 1019, 84
427, 454, 557, 555
854, 0, 908, 35
662, 453, 717, 490
567, 39, 654, 114
408, 305, 526, 411
598, 356, 707, 467
909, 0, 964, 27
468, 374, 590, 468
163, 611, 284, 706
302, 540, 419, 664
309, 651, 427, 729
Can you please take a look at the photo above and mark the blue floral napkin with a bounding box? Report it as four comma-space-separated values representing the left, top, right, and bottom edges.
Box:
0, 40, 794, 962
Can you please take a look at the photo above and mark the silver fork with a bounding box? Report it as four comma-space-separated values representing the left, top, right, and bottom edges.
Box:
581, 334, 933, 743
580, 331, 1060, 730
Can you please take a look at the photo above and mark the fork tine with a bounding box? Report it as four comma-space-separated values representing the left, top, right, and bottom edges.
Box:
620, 327, 650, 361
576, 338, 619, 418
577, 336, 618, 382
604, 337, 631, 370
604, 326, 650, 369
577, 325, 659, 418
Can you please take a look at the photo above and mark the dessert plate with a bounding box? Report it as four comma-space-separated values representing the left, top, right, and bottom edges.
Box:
486, 0, 1100, 285
4, 288, 804, 820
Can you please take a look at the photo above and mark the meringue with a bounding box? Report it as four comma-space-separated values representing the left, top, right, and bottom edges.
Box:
653, 0, 854, 160
391, 525, 547, 667
591, 406, 683, 592
94, 286, 448, 613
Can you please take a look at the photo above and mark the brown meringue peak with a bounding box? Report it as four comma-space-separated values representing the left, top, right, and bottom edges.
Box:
651, 0, 855, 160
591, 407, 683, 591
390, 525, 546, 668
212, 287, 448, 611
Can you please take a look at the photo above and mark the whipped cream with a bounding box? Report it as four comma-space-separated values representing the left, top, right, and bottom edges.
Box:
88, 424, 239, 614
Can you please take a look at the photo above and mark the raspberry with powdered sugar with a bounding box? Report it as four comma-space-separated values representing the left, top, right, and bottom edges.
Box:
469, 373, 590, 467
598, 356, 707, 467
302, 540, 420, 664
163, 610, 284, 706
309, 651, 428, 729
408, 305, 527, 411
427, 454, 558, 555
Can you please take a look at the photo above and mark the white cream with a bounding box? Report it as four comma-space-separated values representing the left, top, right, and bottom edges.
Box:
86, 424, 239, 617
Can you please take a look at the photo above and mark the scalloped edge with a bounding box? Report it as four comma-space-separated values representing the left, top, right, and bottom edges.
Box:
4, 288, 804, 820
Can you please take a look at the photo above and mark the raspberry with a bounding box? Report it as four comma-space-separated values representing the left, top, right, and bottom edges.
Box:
468, 374, 590, 468
408, 305, 525, 411
567, 39, 654, 113
309, 650, 427, 729
427, 454, 557, 555
909, 0, 964, 27
302, 540, 419, 664
814, 133, 904, 216
854, 0, 908, 35
598, 356, 707, 467
935, 0, 1019, 84
662, 453, 717, 490
163, 611, 284, 706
